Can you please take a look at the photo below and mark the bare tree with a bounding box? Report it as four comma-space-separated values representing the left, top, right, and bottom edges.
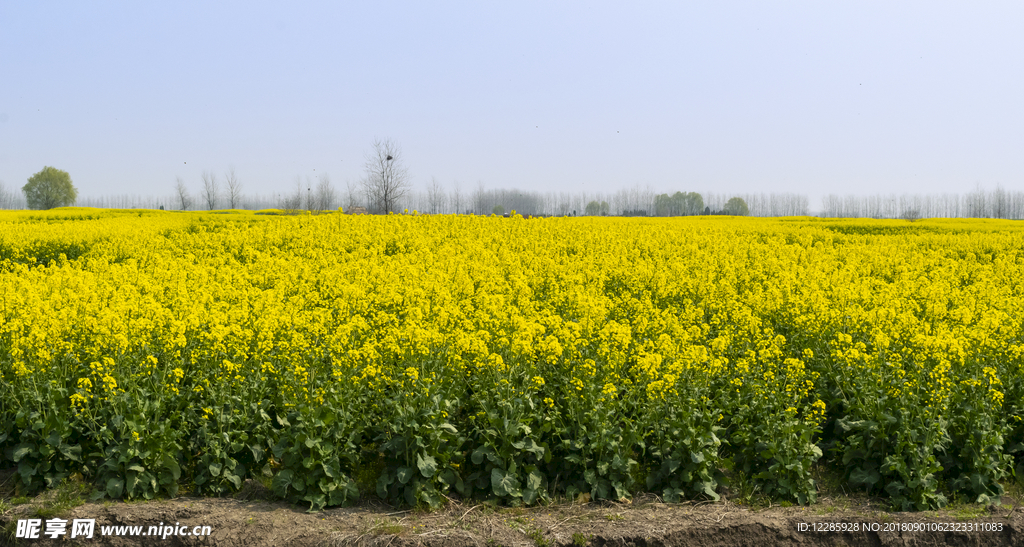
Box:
0, 180, 12, 209
225, 168, 243, 209
300, 176, 310, 212
175, 177, 194, 210
427, 177, 445, 214
344, 179, 362, 210
314, 173, 336, 213
451, 180, 463, 214
201, 171, 219, 210
362, 137, 410, 213
279, 176, 304, 213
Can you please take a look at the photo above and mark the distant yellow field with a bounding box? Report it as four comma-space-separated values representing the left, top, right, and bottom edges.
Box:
1, 209, 1021, 510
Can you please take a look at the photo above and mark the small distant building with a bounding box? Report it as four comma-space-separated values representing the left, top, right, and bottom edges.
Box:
348, 207, 368, 215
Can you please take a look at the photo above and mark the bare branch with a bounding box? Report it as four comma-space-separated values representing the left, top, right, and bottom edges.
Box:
427, 177, 445, 214
314, 173, 336, 214
175, 177, 193, 210
362, 138, 411, 213
225, 168, 243, 209
201, 171, 218, 210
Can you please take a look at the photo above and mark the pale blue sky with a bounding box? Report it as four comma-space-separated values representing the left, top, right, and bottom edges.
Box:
1, 2, 1021, 207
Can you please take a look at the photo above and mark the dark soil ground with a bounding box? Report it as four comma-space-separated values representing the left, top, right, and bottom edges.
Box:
3, 471, 1023, 547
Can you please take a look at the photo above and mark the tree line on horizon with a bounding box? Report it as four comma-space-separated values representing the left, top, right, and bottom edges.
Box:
820, 186, 1024, 220
2, 165, 1023, 220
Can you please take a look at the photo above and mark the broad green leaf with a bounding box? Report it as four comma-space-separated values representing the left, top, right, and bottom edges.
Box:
526, 470, 544, 491
225, 473, 242, 489
397, 466, 414, 484
163, 454, 181, 480
273, 469, 294, 496
60, 444, 83, 463
12, 444, 33, 462
45, 430, 62, 446
106, 477, 124, 499
491, 468, 521, 498
439, 423, 458, 434
125, 471, 138, 496
417, 453, 438, 478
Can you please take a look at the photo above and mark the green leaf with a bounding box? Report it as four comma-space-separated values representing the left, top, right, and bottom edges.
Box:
59, 443, 83, 463
970, 473, 984, 493
126, 471, 139, 496
491, 468, 522, 498
45, 430, 62, 446
209, 462, 223, 477
884, 480, 905, 497
397, 466, 414, 484
273, 470, 294, 496
323, 460, 340, 479
417, 453, 438, 478
438, 468, 455, 487
439, 423, 458, 434
376, 474, 391, 499
225, 473, 242, 489
163, 454, 181, 481
526, 470, 544, 491
517, 438, 545, 456
11, 443, 33, 462
106, 477, 124, 498
421, 489, 442, 509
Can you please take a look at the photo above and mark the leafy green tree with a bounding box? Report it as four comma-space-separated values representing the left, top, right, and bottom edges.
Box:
723, 196, 749, 216
655, 191, 704, 216
23, 166, 78, 209
654, 193, 676, 216
680, 192, 704, 215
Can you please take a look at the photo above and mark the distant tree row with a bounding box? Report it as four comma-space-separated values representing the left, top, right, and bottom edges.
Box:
821, 186, 1024, 220
5, 157, 1017, 221
389, 185, 770, 217
169, 167, 338, 213
169, 138, 407, 214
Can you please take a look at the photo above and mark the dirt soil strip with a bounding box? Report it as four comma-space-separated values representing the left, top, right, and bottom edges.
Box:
3, 496, 1023, 547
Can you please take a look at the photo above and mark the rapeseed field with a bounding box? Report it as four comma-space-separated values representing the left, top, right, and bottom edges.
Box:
1, 209, 1021, 510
